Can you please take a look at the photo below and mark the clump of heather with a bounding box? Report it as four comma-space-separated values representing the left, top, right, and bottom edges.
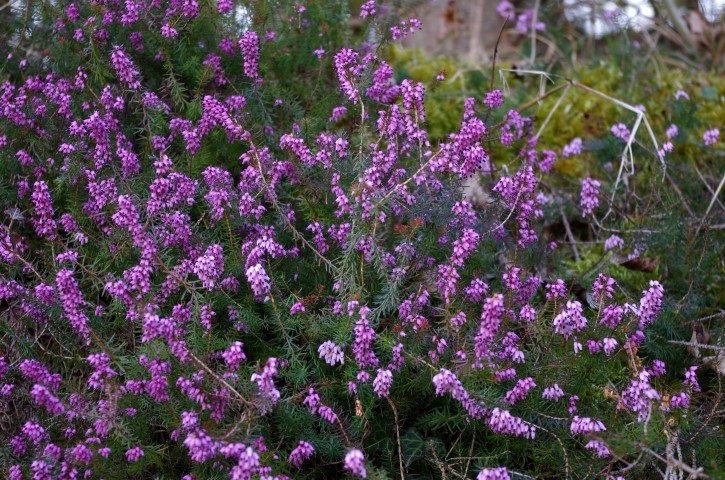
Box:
0, 1, 718, 479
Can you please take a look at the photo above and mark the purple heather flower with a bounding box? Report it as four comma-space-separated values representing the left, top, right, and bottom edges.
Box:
684, 366, 700, 392
87, 352, 117, 389
450, 311, 467, 329
184, 430, 217, 462
674, 90, 689, 101
620, 370, 660, 422
303, 388, 338, 424
10, 436, 26, 456
667, 393, 688, 411
539, 149, 557, 172
125, 447, 144, 462
334, 48, 362, 103
373, 368, 393, 397
600, 305, 624, 328
56, 269, 90, 341
478, 467, 511, 480
22, 421, 48, 445
604, 234, 624, 251
182, 0, 200, 18
110, 46, 141, 89
562, 137, 583, 158
353, 306, 379, 368
31, 181, 57, 239
603, 337, 618, 356
515, 10, 545, 34
437, 264, 460, 304
637, 280, 664, 329
238, 32, 261, 81
474, 294, 505, 364
488, 408, 535, 438
390, 18, 423, 40
504, 377, 536, 405
388, 343, 405, 372
450, 202, 476, 230
585, 439, 611, 458
545, 279, 566, 300
463, 278, 489, 303
360, 1, 376, 18
161, 24, 178, 38
344, 449, 367, 478
484, 89, 504, 109
497, 1, 514, 19
329, 106, 347, 122
592, 273, 616, 301
451, 229, 480, 266
366, 61, 400, 103
30, 384, 64, 414
245, 263, 271, 299
650, 360, 666, 377
587, 339, 602, 354
19, 359, 61, 390
666, 124, 679, 139
222, 341, 247, 370
542, 384, 564, 401
433, 368, 486, 419
610, 123, 630, 141
671, 391, 690, 409
193, 244, 224, 290
218, 0, 233, 14
703, 128, 720, 146
502, 267, 522, 291
570, 416, 606, 435
250, 358, 280, 414
553, 301, 587, 339
229, 446, 261, 479
318, 341, 344, 366
289, 440, 314, 468
580, 177, 601, 217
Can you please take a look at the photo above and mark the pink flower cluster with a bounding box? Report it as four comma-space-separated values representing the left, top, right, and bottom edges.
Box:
344, 449, 367, 478
289, 440, 314, 468
0, 8, 704, 478
580, 177, 601, 217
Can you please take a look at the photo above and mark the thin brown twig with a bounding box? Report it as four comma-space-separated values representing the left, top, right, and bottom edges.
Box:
664, 171, 695, 217
683, 311, 725, 324
668, 340, 725, 351
640, 447, 708, 478
687, 375, 722, 444
373, 147, 445, 210
559, 206, 580, 262
187, 350, 252, 407
429, 439, 449, 480
251, 146, 339, 274
694, 165, 725, 213
267, 283, 294, 352
534, 423, 570, 479
11, 0, 31, 57
490, 17, 509, 92
529, 0, 541, 65
335, 416, 352, 445
464, 431, 475, 479
386, 396, 405, 480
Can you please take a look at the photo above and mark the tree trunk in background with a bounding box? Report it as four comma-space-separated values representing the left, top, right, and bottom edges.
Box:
403, 0, 519, 63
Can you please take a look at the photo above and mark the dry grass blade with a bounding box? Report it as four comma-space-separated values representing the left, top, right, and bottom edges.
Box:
702, 171, 725, 220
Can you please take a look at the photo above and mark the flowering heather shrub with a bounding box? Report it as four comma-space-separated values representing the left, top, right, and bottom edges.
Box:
0, 1, 722, 479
